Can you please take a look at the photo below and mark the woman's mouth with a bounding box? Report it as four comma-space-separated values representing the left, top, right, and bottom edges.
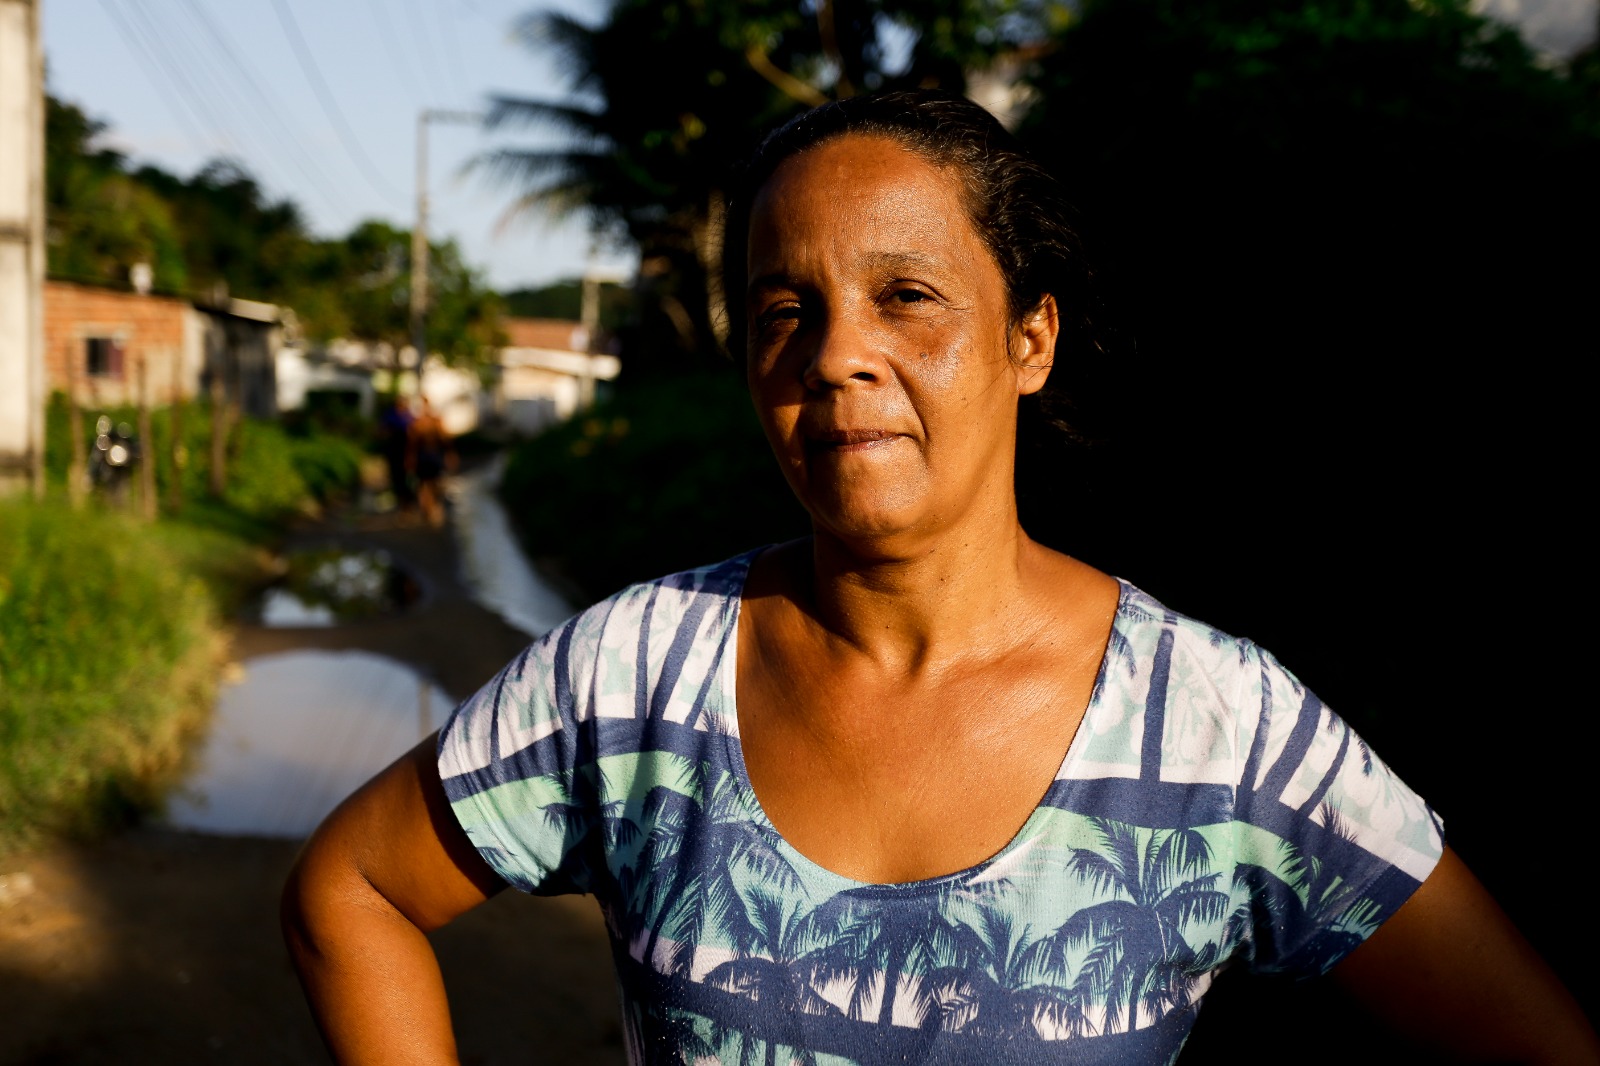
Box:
805, 429, 899, 454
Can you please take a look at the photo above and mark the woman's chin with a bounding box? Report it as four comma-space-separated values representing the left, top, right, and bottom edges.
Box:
805, 501, 934, 553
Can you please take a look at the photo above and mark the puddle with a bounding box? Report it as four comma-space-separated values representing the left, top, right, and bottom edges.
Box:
163, 650, 455, 837
256, 547, 422, 627
447, 454, 574, 638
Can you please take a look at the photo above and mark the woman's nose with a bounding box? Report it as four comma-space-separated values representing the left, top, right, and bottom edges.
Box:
802, 314, 885, 391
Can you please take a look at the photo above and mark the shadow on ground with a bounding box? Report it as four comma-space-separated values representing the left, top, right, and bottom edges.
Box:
0, 832, 622, 1065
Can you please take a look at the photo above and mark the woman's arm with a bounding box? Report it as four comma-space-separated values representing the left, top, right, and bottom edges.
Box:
1332, 846, 1599, 1064
281, 734, 505, 1065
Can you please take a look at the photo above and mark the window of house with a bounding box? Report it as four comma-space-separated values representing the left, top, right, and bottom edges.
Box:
85, 337, 125, 378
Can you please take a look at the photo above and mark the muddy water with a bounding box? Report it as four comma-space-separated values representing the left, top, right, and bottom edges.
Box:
256, 547, 423, 627
448, 454, 575, 639
163, 650, 454, 837
165, 455, 572, 839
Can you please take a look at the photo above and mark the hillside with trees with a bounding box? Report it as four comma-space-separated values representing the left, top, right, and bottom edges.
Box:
44, 94, 503, 366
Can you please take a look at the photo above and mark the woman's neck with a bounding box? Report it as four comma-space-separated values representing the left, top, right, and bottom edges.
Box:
799, 512, 1046, 675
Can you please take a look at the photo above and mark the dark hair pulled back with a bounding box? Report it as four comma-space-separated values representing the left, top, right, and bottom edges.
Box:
720, 90, 1104, 440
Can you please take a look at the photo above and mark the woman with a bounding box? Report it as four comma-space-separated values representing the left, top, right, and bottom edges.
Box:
282, 92, 1597, 1064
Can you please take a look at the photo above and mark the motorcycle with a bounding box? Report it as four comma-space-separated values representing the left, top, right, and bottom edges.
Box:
89, 414, 141, 503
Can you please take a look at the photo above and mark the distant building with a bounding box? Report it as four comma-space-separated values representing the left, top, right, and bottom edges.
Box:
277, 316, 624, 439
274, 345, 377, 421
43, 279, 289, 418
497, 316, 620, 436
0, 0, 46, 491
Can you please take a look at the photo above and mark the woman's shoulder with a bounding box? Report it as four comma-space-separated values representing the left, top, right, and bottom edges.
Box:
1071, 575, 1286, 779
1102, 576, 1271, 684
438, 549, 763, 787
475, 548, 764, 716
553, 547, 762, 643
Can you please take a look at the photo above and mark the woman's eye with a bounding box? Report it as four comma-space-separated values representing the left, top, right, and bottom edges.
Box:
889, 288, 932, 305
755, 304, 803, 334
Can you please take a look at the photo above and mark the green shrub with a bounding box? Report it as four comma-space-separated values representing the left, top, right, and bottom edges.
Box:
3, 400, 358, 855
288, 434, 365, 503
0, 499, 260, 855
44, 392, 363, 526
499, 370, 809, 602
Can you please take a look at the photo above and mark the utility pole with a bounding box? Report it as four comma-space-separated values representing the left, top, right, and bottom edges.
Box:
410, 109, 482, 396
578, 262, 628, 412
0, 0, 46, 495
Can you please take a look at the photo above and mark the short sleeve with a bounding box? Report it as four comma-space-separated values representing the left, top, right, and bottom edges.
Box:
1229, 643, 1446, 977
436, 614, 600, 896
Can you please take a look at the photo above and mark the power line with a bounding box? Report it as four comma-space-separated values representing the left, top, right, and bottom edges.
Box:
434, 0, 472, 98
98, 0, 345, 220
95, 0, 214, 157
401, 0, 450, 102
364, 0, 427, 105
127, 0, 293, 188
172, 0, 354, 218
122, 0, 247, 162
267, 0, 404, 204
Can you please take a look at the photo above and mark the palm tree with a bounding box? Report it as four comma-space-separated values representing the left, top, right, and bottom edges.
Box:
478, 1, 816, 359
705, 888, 845, 1066
480, 1, 1034, 359
1225, 805, 1387, 976
639, 764, 801, 977
1023, 819, 1230, 1034
805, 880, 974, 1028
924, 907, 1095, 1041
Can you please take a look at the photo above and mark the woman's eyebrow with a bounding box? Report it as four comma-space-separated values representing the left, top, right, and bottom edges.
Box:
745, 272, 803, 300
863, 250, 943, 273
748, 251, 945, 294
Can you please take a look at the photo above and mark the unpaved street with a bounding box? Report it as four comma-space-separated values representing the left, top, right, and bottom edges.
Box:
0, 492, 624, 1065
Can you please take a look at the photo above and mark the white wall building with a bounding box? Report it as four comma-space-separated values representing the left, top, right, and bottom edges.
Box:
497, 317, 620, 437
0, 0, 45, 492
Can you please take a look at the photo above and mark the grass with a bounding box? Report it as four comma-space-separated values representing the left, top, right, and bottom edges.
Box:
0, 499, 272, 856
0, 395, 366, 857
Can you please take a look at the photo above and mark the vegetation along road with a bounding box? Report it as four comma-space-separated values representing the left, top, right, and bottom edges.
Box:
0, 484, 625, 1066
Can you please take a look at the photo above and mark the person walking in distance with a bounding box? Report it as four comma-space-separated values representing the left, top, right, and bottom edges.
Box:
408, 396, 453, 529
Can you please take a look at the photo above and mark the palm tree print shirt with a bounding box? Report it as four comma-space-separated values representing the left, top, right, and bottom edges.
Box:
438, 550, 1444, 1065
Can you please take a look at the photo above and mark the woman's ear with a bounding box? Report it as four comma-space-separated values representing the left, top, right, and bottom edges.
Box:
1012, 294, 1058, 396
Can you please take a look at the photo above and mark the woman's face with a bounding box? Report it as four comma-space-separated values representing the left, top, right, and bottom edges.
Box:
744, 134, 1055, 549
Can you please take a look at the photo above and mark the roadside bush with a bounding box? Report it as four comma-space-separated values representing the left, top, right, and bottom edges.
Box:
287, 434, 364, 503
4, 398, 354, 855
44, 392, 364, 525
499, 370, 808, 602
0, 499, 261, 855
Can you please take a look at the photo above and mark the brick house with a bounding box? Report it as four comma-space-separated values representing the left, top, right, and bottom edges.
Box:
44, 280, 286, 417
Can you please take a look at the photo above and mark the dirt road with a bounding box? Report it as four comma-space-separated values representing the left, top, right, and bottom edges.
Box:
0, 498, 625, 1065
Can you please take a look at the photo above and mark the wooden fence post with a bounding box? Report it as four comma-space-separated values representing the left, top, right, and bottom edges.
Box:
167, 350, 184, 514
208, 369, 227, 498
65, 345, 85, 507
137, 354, 155, 520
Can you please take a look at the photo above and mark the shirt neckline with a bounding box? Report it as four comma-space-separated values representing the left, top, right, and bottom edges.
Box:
714, 545, 1128, 893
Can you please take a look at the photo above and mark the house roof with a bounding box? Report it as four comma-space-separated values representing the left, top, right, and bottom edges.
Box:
503, 317, 587, 352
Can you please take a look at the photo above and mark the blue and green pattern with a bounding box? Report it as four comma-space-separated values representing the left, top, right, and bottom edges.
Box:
438, 550, 1443, 1065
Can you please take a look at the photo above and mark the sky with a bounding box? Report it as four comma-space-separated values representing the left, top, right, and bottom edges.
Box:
41, 0, 630, 292
40, 0, 1598, 295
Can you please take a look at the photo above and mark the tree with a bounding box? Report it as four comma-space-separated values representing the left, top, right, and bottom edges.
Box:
334, 220, 505, 372
44, 96, 187, 292
924, 908, 1095, 1040
1023, 821, 1229, 1034
134, 159, 313, 302
483, 0, 1054, 366
44, 94, 502, 366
